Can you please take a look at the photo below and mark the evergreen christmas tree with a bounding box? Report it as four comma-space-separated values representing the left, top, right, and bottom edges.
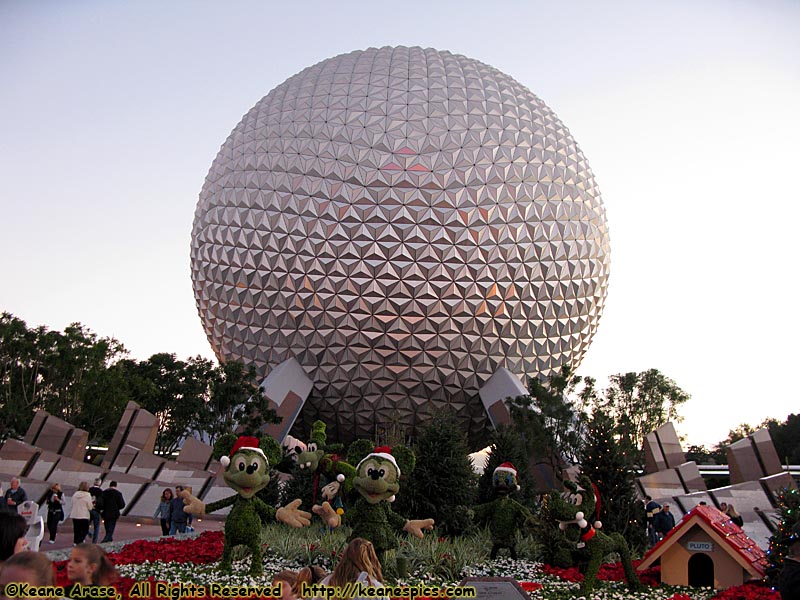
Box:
397, 409, 477, 535
279, 464, 317, 509
257, 470, 282, 507
766, 486, 800, 583
579, 408, 646, 553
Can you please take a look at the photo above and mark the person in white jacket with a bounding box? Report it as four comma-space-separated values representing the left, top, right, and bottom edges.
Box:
70, 482, 94, 545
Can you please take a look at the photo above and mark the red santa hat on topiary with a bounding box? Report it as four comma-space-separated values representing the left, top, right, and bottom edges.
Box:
357, 446, 400, 502
494, 462, 521, 491
357, 446, 400, 475
220, 435, 267, 468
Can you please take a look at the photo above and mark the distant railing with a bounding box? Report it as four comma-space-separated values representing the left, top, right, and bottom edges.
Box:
695, 464, 800, 478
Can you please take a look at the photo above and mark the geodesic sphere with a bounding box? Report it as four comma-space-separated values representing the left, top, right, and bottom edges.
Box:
190, 46, 610, 446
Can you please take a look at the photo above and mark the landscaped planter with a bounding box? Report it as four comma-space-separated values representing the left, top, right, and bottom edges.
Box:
51, 531, 780, 600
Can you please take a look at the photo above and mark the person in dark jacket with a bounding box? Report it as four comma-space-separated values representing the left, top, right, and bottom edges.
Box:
45, 483, 65, 543
653, 503, 675, 540
644, 496, 661, 547
779, 524, 800, 600
100, 481, 125, 542
168, 486, 188, 535
725, 503, 744, 527
87, 478, 104, 543
3, 478, 28, 513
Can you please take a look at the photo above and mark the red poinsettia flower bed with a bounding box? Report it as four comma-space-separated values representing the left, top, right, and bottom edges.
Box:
709, 582, 781, 600
663, 590, 779, 600
53, 532, 228, 600
53, 532, 223, 576
517, 581, 543, 592
113, 531, 225, 564
539, 559, 661, 587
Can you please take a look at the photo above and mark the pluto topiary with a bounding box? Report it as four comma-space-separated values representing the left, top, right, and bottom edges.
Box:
544, 474, 642, 593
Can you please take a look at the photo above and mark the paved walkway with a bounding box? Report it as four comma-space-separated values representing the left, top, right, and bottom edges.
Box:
41, 517, 224, 557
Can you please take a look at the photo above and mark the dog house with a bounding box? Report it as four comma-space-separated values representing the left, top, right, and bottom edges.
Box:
637, 504, 768, 589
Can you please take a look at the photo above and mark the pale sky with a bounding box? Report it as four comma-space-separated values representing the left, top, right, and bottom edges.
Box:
2, 1, 798, 449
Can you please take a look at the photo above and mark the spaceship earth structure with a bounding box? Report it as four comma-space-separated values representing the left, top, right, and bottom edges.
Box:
190, 46, 610, 446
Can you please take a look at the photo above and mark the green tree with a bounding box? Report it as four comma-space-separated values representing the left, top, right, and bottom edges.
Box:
72, 362, 132, 442
507, 365, 587, 486
766, 486, 800, 584
726, 415, 800, 466
204, 361, 279, 443
37, 323, 125, 422
579, 408, 646, 553
721, 422, 759, 445
685, 444, 717, 465
0, 313, 127, 441
710, 418, 781, 472
0, 313, 45, 438
684, 443, 728, 488
131, 353, 216, 455
398, 409, 477, 535
768, 414, 800, 465
597, 369, 690, 465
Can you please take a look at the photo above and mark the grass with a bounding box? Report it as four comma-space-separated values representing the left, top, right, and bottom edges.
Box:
256, 522, 542, 583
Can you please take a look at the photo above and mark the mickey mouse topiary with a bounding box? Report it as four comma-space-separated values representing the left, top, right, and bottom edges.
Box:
182, 435, 311, 575
472, 462, 535, 558
313, 444, 434, 565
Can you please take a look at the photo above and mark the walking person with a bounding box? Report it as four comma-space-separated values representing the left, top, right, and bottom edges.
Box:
182, 486, 194, 531
644, 495, 661, 548
169, 486, 188, 535
45, 483, 65, 544
70, 482, 94, 546
153, 488, 173, 536
87, 479, 104, 544
100, 482, 125, 543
